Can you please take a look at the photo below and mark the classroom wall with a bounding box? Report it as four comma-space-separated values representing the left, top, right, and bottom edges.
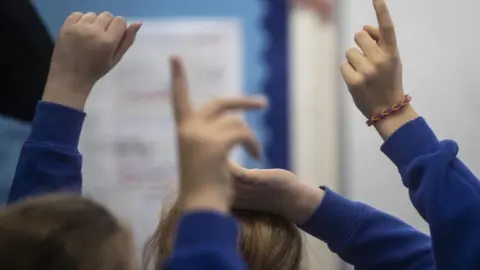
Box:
33, 0, 269, 170
339, 0, 480, 232
290, 5, 342, 270
293, 1, 480, 269
338, 0, 480, 268
34, 1, 344, 269
32, 1, 480, 269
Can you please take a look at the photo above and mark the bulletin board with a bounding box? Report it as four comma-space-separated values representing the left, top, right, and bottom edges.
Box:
34, 0, 290, 170
34, 0, 290, 256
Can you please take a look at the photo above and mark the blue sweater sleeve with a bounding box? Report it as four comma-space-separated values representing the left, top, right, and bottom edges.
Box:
164, 212, 246, 270
300, 188, 435, 270
382, 117, 480, 270
8, 101, 85, 203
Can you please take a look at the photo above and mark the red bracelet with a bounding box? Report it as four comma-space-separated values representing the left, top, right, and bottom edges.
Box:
366, 95, 412, 126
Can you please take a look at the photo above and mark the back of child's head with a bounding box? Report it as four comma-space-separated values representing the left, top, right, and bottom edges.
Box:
144, 201, 303, 270
0, 194, 135, 270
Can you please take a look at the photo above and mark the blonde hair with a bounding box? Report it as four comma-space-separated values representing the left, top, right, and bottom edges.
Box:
0, 194, 136, 270
144, 201, 303, 270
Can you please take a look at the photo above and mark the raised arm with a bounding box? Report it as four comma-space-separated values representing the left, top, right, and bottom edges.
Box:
341, 0, 480, 269
164, 57, 268, 270
301, 187, 434, 270
9, 12, 141, 203
8, 102, 85, 203
378, 98, 480, 270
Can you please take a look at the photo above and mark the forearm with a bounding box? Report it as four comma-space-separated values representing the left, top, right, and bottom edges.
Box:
0, 117, 30, 204
9, 102, 85, 203
381, 111, 480, 269
41, 75, 91, 112
299, 188, 435, 270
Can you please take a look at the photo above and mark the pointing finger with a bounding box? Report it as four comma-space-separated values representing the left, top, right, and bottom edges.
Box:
372, 0, 397, 51
170, 57, 193, 123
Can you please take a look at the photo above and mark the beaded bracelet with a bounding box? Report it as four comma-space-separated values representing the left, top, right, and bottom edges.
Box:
366, 95, 412, 126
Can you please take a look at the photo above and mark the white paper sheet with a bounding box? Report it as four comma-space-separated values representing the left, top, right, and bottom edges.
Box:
80, 18, 243, 256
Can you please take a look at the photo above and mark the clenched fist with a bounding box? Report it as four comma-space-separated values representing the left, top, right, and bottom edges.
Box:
43, 12, 141, 110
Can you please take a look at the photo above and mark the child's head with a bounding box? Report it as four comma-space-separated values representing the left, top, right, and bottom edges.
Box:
145, 201, 303, 270
0, 194, 136, 270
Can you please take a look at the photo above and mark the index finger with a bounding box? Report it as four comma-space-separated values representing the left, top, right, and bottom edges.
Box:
372, 0, 397, 50
170, 57, 193, 123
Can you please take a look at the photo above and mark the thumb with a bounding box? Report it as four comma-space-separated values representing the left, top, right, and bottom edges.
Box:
229, 162, 247, 178
229, 162, 268, 180
238, 168, 281, 181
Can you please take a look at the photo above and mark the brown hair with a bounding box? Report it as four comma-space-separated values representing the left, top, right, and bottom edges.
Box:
144, 201, 303, 270
0, 194, 136, 270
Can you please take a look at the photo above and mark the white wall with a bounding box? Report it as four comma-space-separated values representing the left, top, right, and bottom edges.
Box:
293, 0, 480, 269
340, 0, 480, 233
290, 5, 342, 270
291, 0, 480, 269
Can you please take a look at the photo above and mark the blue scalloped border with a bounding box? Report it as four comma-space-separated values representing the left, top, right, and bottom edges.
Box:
262, 0, 290, 170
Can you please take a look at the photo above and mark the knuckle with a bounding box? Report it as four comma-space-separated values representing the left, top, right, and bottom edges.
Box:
372, 51, 399, 68
372, 56, 388, 67
354, 31, 365, 43
345, 47, 359, 59
362, 65, 378, 79
354, 32, 361, 42
345, 48, 355, 56
69, 12, 83, 18
96, 35, 116, 48
350, 74, 366, 87
115, 16, 126, 22
113, 16, 127, 27
66, 26, 92, 39
101, 11, 113, 17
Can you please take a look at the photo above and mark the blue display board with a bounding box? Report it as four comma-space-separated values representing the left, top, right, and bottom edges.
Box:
34, 0, 289, 170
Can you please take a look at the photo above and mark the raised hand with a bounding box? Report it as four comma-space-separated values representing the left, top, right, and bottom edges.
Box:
170, 57, 267, 213
341, 0, 404, 119
43, 12, 142, 110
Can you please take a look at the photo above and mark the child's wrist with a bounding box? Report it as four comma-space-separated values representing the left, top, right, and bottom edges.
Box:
374, 104, 419, 140
286, 183, 325, 225
366, 95, 412, 126
42, 77, 92, 111
179, 188, 232, 215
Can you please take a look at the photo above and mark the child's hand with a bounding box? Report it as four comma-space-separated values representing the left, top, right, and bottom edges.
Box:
170, 57, 267, 213
43, 12, 142, 110
231, 164, 325, 224
341, 0, 404, 119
